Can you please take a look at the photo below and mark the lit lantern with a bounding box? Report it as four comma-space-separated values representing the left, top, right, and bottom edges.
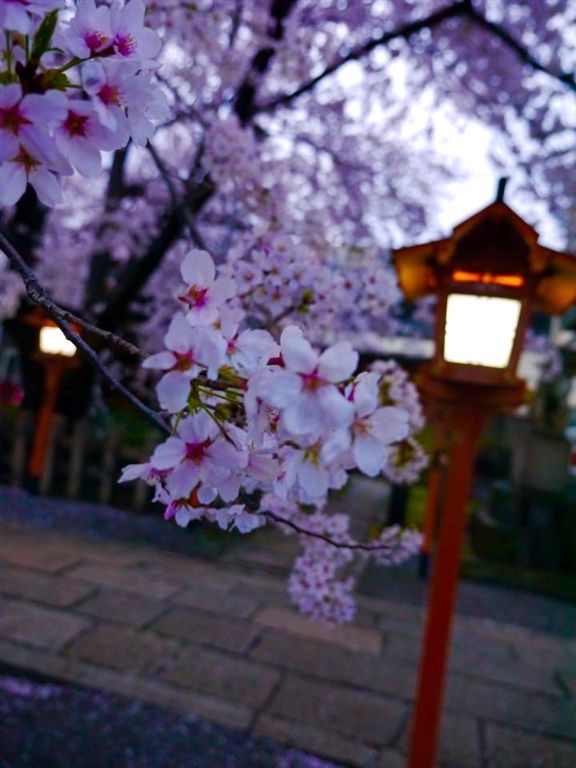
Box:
26, 318, 80, 488
392, 190, 576, 768
394, 197, 576, 387
39, 325, 77, 357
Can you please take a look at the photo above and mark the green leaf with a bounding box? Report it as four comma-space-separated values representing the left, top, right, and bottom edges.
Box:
39, 69, 71, 90
30, 10, 58, 63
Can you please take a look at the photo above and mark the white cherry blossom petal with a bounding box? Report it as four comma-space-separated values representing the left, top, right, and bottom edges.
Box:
318, 341, 358, 383
283, 392, 323, 435
298, 460, 329, 500
151, 437, 186, 470
178, 411, 218, 444
157, 371, 191, 413
180, 249, 215, 285
353, 435, 388, 476
280, 326, 317, 374
143, 351, 176, 370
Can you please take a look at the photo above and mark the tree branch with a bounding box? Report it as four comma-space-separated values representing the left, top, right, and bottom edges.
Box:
234, 0, 299, 124
147, 142, 208, 251
465, 4, 576, 92
261, 510, 412, 553
258, 0, 575, 114
0, 230, 169, 436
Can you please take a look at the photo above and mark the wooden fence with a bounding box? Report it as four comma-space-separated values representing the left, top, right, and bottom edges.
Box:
0, 409, 157, 512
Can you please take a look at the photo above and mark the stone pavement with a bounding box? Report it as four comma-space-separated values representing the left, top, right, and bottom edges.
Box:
0, 518, 575, 768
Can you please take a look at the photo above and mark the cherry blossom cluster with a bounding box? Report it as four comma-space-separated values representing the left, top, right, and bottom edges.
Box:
369, 360, 429, 485
222, 229, 400, 340
268, 499, 421, 624
0, 0, 166, 207
120, 248, 423, 622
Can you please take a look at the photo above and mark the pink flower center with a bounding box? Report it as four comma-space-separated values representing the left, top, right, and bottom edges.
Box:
173, 351, 195, 371
115, 33, 137, 56
300, 369, 324, 392
185, 440, 209, 463
63, 110, 89, 137
84, 30, 109, 52
179, 285, 209, 309
12, 145, 38, 172
0, 104, 31, 135
98, 84, 122, 107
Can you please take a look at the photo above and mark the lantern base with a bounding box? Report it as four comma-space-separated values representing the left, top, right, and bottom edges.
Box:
416, 365, 527, 411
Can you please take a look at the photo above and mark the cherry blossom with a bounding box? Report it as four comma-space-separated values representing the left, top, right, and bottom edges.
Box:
0, 0, 62, 34
0, 0, 166, 206
117, 248, 424, 622
178, 250, 236, 326
54, 101, 119, 177
143, 313, 226, 413
58, 0, 112, 58
255, 326, 357, 438
0, 85, 67, 163
110, 0, 161, 61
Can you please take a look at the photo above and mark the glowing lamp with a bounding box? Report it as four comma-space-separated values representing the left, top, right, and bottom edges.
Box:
393, 199, 576, 387
39, 325, 77, 357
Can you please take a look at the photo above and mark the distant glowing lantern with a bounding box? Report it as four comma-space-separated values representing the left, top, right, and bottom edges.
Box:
39, 325, 77, 357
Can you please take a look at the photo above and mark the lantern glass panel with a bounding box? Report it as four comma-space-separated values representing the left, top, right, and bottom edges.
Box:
444, 294, 521, 369
39, 326, 77, 357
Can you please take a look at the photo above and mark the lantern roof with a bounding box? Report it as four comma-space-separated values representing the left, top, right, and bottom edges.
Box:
393, 201, 576, 315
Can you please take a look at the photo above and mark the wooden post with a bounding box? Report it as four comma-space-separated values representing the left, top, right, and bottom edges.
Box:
418, 454, 443, 579
28, 362, 63, 484
67, 420, 88, 498
407, 401, 487, 767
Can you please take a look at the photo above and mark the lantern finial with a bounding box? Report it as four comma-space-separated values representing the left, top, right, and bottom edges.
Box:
496, 176, 509, 203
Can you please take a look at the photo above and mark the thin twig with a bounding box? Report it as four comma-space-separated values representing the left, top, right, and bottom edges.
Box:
261, 510, 408, 552
54, 306, 147, 360
0, 230, 170, 436
147, 142, 208, 251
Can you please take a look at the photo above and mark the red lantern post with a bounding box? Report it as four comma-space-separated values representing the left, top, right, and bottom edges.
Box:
393, 189, 576, 768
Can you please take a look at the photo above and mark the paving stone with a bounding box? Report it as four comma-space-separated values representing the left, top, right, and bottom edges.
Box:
513, 640, 576, 673
160, 644, 280, 707
399, 711, 480, 767
0, 540, 81, 572
451, 655, 563, 697
255, 713, 377, 768
485, 722, 576, 768
252, 630, 415, 699
358, 596, 424, 623
140, 555, 254, 595
0, 564, 95, 608
268, 674, 407, 747
374, 749, 409, 768
445, 676, 576, 740
172, 584, 261, 619
254, 606, 382, 654
382, 631, 515, 668
76, 590, 166, 628
68, 624, 178, 673
230, 574, 291, 605
0, 597, 89, 651
65, 563, 182, 599
151, 607, 258, 653
0, 638, 253, 731
378, 615, 424, 639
